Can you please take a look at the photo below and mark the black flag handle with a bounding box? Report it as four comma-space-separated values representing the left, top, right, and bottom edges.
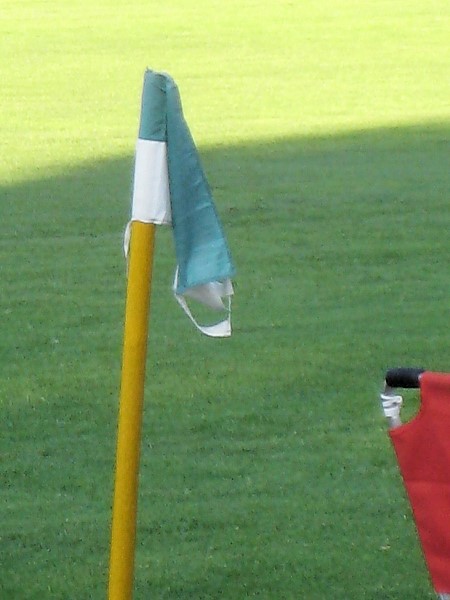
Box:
385, 367, 425, 389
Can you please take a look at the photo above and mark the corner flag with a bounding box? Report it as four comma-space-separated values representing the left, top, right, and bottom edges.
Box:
109, 70, 236, 600
128, 69, 235, 336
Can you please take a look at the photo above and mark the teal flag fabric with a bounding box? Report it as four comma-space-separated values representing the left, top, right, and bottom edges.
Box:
141, 70, 235, 296
138, 71, 167, 142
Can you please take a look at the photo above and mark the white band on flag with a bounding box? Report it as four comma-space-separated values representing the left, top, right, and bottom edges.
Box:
174, 293, 232, 338
173, 269, 233, 337
131, 139, 171, 224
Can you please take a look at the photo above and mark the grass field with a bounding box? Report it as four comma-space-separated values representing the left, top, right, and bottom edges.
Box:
1, 1, 449, 598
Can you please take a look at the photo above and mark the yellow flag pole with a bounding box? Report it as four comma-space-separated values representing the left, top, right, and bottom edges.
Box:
108, 220, 156, 600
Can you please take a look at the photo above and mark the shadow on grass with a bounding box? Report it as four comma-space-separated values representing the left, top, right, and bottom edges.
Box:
1, 121, 448, 377
0, 121, 448, 599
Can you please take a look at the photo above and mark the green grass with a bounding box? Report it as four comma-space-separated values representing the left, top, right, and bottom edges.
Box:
1, 1, 449, 598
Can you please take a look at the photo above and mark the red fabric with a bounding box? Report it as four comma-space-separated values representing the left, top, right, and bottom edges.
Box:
390, 371, 450, 593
